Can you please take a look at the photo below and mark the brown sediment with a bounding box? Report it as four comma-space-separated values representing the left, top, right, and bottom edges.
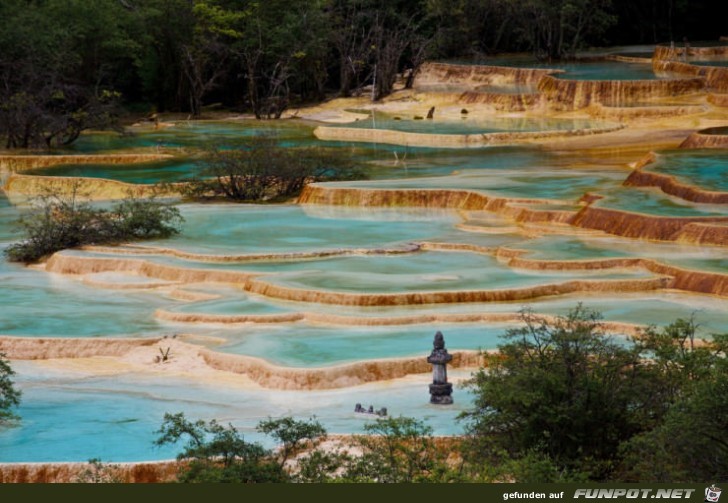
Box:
155, 308, 644, 337
652, 59, 728, 92
166, 289, 222, 302
3, 174, 181, 200
708, 93, 728, 107
653, 44, 728, 61
537, 74, 705, 110
43, 249, 671, 306
84, 242, 422, 263
155, 310, 306, 324
679, 128, 728, 149
44, 253, 258, 284
0, 336, 156, 360
457, 91, 540, 111
624, 167, 728, 204
673, 221, 728, 245
299, 185, 578, 226
199, 349, 483, 390
500, 254, 728, 297
569, 206, 728, 246
0, 154, 172, 172
81, 275, 178, 290
0, 461, 180, 483
299, 185, 728, 246
414, 62, 559, 88
245, 276, 670, 307
312, 124, 625, 148
587, 103, 706, 121
631, 151, 658, 170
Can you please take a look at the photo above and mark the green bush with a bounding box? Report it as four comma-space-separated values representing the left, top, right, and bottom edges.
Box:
5, 191, 183, 263
0, 352, 21, 424
185, 135, 366, 202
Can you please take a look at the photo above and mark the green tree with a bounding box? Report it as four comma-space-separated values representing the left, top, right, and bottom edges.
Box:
233, 0, 330, 118
180, 1, 246, 116
617, 324, 728, 482
256, 416, 327, 469
0, 0, 139, 148
460, 305, 661, 480
0, 353, 21, 424
155, 412, 287, 483
155, 413, 333, 483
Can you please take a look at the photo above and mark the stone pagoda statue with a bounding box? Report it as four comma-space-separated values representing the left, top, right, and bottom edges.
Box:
427, 331, 453, 404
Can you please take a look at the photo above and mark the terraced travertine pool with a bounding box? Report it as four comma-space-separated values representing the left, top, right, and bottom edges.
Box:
2, 82, 728, 462
450, 58, 665, 80
645, 150, 728, 192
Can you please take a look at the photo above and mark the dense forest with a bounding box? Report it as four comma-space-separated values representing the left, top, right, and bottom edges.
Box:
0, 0, 725, 147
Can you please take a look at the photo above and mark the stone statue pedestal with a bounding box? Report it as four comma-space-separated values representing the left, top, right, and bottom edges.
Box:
427, 331, 453, 404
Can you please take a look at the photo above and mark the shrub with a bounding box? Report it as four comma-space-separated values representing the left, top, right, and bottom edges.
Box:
0, 352, 21, 424
185, 134, 366, 202
5, 191, 183, 263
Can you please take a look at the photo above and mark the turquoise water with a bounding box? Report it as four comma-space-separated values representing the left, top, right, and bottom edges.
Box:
212, 324, 507, 367
594, 186, 728, 217
649, 150, 728, 192
141, 204, 461, 254
3, 93, 728, 462
257, 252, 652, 294
66, 120, 316, 154
24, 158, 205, 185
691, 61, 728, 67
339, 168, 624, 201
1, 363, 473, 462
448, 58, 662, 80
0, 256, 173, 337
552, 61, 661, 80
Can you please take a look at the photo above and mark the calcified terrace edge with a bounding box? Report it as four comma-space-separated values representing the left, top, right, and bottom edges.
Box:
626, 150, 728, 204
68, 239, 728, 299
8, 176, 728, 246
298, 185, 728, 247
0, 309, 648, 393
312, 123, 626, 149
